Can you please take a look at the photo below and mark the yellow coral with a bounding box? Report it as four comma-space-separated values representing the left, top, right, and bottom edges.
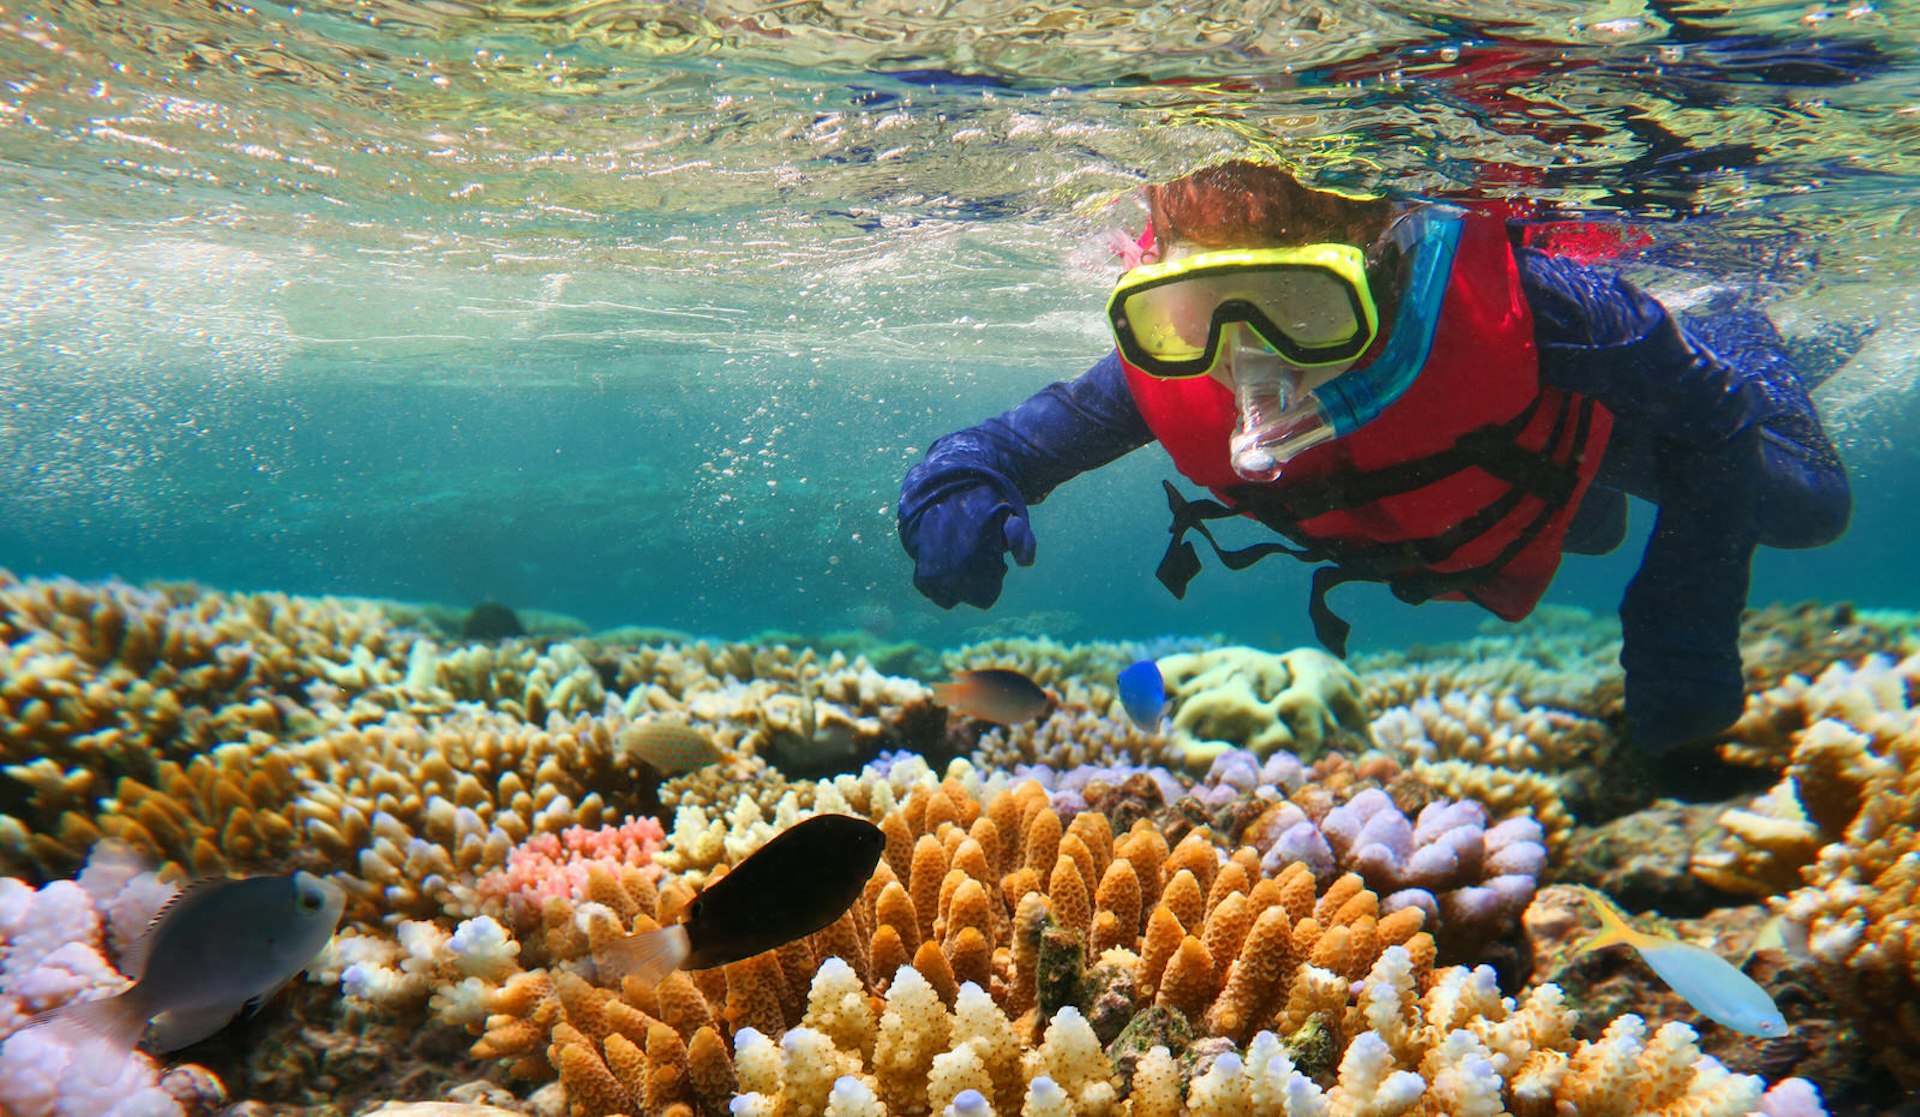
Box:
1160, 646, 1371, 769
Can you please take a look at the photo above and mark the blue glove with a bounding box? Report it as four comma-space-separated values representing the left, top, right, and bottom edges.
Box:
897, 353, 1156, 611
900, 475, 1037, 609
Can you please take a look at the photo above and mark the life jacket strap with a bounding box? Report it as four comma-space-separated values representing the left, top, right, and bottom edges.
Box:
1150, 392, 1600, 658
1154, 480, 1314, 600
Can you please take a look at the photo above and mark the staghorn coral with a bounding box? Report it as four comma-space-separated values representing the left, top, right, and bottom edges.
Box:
1158, 647, 1372, 770
1353, 605, 1624, 719
973, 705, 1183, 777
0, 575, 431, 875
939, 636, 1138, 693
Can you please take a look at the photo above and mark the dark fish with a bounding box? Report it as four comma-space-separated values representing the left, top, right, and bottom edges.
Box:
461, 601, 524, 640
932, 667, 1053, 724
30, 871, 345, 1054
1116, 658, 1167, 729
595, 813, 885, 982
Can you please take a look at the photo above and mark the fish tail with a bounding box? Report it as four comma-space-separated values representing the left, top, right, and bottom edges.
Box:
593, 924, 692, 986
23, 990, 149, 1055
1573, 886, 1638, 953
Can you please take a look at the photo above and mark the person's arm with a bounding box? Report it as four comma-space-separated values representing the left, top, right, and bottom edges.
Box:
898, 351, 1154, 608
1518, 249, 1770, 753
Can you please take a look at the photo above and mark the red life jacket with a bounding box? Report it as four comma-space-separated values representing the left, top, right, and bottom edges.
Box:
1123, 212, 1614, 655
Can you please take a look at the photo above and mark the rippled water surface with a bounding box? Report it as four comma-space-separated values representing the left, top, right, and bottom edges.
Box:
3, 0, 1918, 642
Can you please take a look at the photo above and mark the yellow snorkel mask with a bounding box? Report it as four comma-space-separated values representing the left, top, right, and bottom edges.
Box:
1106, 242, 1381, 378
1106, 208, 1466, 480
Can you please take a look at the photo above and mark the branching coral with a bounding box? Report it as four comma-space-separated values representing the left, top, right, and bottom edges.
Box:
1354, 605, 1624, 718
420, 768, 1814, 1116
1368, 692, 1604, 849
1660, 650, 1920, 1088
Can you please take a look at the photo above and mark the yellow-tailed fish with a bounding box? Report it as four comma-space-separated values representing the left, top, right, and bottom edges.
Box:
594, 814, 885, 984
624, 716, 727, 775
1574, 885, 1787, 1037
29, 871, 345, 1053
932, 668, 1054, 725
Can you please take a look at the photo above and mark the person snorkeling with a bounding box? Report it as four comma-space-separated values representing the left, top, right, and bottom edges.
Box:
897, 159, 1850, 755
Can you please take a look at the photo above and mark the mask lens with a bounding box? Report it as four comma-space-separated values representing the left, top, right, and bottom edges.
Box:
1111, 249, 1373, 377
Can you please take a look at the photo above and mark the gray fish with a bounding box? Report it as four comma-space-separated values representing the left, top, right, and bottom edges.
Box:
595, 814, 884, 983
32, 870, 345, 1053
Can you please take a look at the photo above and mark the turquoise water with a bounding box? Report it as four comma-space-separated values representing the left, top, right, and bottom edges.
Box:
2, 0, 1918, 648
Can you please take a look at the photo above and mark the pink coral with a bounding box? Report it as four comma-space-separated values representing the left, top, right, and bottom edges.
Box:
476, 816, 666, 918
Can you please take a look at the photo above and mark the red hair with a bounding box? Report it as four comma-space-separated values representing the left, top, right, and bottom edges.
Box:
1146, 161, 1397, 249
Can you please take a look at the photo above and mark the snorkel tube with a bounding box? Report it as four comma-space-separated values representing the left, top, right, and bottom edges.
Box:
1225, 209, 1465, 482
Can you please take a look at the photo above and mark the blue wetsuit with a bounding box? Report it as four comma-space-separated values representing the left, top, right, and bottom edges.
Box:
898, 244, 1851, 754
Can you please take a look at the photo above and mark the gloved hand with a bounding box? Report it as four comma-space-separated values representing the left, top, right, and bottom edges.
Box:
899, 477, 1036, 609
897, 354, 1156, 610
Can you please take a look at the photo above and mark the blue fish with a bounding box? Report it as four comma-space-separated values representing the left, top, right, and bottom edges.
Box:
1117, 659, 1167, 730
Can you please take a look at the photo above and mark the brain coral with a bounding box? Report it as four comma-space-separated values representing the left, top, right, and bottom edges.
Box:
1157, 647, 1371, 770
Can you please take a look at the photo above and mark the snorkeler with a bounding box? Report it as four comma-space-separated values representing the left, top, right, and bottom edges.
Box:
897, 160, 1851, 756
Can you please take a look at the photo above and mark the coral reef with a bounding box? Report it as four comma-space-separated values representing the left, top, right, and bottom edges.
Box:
1354, 605, 1624, 718
397, 768, 1805, 1116
6, 576, 1905, 1114
1651, 649, 1920, 1093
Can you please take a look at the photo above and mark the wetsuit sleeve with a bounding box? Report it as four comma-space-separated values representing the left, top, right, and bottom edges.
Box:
1518, 248, 1767, 753
897, 352, 1154, 608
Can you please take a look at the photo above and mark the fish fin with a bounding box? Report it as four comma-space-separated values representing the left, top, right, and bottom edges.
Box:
24, 990, 150, 1055
240, 975, 295, 1019
930, 682, 963, 707
593, 924, 691, 986
150, 1001, 244, 1051
1573, 886, 1641, 954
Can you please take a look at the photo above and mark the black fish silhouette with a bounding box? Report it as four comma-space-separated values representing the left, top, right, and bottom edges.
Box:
595, 813, 885, 981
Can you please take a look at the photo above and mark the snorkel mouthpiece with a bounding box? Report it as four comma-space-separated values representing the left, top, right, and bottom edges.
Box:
1221, 207, 1467, 481
1225, 341, 1336, 482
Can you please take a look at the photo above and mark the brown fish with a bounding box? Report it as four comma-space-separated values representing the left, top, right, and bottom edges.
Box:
932, 667, 1054, 724
594, 813, 885, 983
624, 716, 727, 775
